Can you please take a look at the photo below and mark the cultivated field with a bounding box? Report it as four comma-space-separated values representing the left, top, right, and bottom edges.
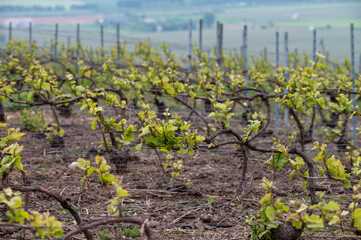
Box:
0, 37, 360, 239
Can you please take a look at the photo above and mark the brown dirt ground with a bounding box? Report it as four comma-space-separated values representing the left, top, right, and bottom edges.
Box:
0, 106, 357, 240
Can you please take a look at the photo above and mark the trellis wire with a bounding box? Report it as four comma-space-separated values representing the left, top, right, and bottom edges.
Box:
0, 22, 356, 61
0, 23, 354, 64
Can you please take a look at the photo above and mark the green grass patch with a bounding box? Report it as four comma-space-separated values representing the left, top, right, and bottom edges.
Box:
277, 18, 361, 28
120, 226, 140, 238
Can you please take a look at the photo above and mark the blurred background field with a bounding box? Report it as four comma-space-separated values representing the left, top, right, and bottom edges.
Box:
0, 0, 360, 62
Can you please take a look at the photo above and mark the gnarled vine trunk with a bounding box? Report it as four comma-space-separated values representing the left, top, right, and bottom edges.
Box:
266, 222, 303, 240
0, 99, 5, 122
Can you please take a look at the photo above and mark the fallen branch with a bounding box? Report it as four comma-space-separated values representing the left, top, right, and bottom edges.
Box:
0, 185, 93, 240
57, 217, 154, 240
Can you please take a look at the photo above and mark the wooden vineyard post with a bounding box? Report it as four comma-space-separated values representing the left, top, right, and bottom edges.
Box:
67, 36, 71, 50
264, 46, 267, 61
188, 19, 192, 76
284, 32, 289, 126
216, 21, 220, 66
320, 38, 325, 54
54, 23, 59, 60
275, 31, 280, 134
100, 25, 104, 57
117, 23, 121, 62
199, 19, 203, 55
29, 22, 32, 52
216, 22, 223, 68
243, 25, 248, 90
76, 23, 80, 58
220, 23, 223, 66
312, 29, 316, 139
8, 22, 12, 42
350, 23, 357, 147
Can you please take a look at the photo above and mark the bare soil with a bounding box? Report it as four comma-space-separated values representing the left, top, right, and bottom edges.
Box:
0, 108, 356, 240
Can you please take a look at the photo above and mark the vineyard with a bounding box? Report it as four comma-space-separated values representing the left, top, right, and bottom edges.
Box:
0, 29, 360, 240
